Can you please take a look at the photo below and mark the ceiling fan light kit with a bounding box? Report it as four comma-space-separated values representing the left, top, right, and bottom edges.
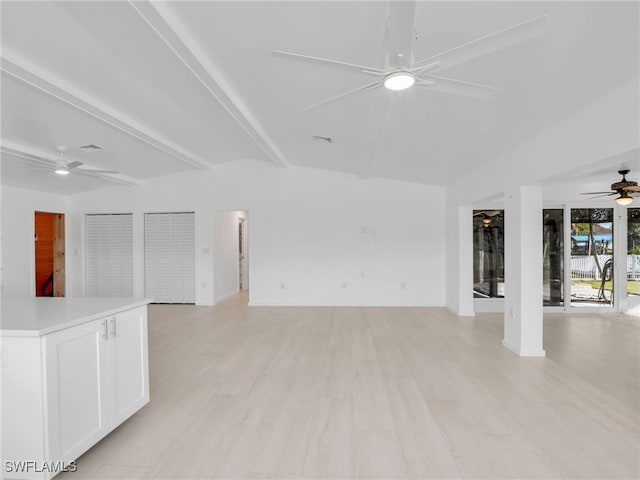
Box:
616, 191, 633, 206
54, 167, 70, 175
383, 71, 416, 91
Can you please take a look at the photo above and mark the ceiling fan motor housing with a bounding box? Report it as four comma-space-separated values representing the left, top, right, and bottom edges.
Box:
611, 169, 637, 191
611, 180, 638, 191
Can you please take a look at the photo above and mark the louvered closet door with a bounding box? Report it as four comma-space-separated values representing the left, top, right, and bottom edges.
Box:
86, 214, 133, 296
144, 212, 195, 303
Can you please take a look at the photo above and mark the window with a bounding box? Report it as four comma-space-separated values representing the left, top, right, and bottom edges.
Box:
473, 210, 504, 298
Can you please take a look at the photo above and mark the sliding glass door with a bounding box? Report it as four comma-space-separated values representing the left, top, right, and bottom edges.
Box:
569, 208, 614, 307
473, 210, 504, 298
628, 208, 640, 299
543, 209, 564, 306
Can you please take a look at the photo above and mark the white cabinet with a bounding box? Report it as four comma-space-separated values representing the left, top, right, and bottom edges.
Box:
45, 307, 149, 468
1, 301, 149, 480
44, 318, 110, 465
107, 309, 149, 425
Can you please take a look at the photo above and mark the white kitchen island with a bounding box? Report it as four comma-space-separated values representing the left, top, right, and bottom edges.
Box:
1, 297, 151, 480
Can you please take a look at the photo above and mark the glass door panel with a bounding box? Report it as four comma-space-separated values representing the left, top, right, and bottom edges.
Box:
570, 208, 614, 306
628, 208, 640, 298
543, 209, 564, 306
473, 210, 504, 298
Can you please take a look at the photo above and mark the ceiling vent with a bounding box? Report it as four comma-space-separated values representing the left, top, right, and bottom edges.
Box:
77, 144, 103, 151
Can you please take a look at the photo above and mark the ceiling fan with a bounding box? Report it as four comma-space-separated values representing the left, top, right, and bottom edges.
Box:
581, 169, 639, 206
16, 145, 120, 178
273, 2, 550, 110
47, 147, 118, 177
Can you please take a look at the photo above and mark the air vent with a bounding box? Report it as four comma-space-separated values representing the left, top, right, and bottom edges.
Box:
77, 144, 103, 151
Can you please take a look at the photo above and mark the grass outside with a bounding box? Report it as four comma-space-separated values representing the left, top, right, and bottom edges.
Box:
576, 280, 640, 296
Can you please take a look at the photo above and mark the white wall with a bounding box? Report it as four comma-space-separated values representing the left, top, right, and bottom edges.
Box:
1, 186, 69, 296
66, 161, 446, 306
213, 210, 242, 303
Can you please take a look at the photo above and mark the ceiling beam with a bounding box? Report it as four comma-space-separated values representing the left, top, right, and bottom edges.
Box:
1, 141, 142, 187
1, 49, 213, 171
128, 0, 288, 168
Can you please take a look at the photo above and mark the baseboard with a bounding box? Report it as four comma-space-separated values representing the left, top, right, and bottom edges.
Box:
445, 304, 476, 317
502, 339, 546, 357
247, 301, 446, 308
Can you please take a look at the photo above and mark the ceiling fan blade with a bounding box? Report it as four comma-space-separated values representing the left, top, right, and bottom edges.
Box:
414, 14, 550, 71
304, 81, 381, 111
583, 193, 617, 199
66, 160, 83, 169
385, 0, 417, 69
79, 169, 119, 174
272, 50, 385, 75
580, 191, 616, 195
417, 75, 501, 100
624, 185, 640, 191
71, 169, 119, 180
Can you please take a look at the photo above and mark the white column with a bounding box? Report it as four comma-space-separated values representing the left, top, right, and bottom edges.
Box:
445, 195, 475, 316
503, 185, 545, 356
614, 205, 628, 312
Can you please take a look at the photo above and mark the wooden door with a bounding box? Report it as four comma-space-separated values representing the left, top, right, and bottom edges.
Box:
53, 213, 65, 297
35, 212, 65, 297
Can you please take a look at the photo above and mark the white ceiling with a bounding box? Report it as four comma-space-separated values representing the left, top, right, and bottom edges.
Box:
1, 1, 638, 196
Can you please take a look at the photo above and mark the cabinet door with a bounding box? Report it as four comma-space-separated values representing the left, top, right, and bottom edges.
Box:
45, 318, 109, 463
107, 307, 150, 425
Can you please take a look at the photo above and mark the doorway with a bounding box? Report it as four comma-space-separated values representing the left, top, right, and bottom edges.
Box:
239, 216, 248, 290
569, 208, 614, 307
213, 210, 248, 303
34, 211, 65, 297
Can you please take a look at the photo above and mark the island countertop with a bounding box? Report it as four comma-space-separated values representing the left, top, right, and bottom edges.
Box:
0, 296, 152, 337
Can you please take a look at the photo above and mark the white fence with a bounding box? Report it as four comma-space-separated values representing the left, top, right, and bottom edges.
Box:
570, 255, 640, 280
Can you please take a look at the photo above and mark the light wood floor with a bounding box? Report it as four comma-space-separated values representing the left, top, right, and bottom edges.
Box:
63, 292, 639, 479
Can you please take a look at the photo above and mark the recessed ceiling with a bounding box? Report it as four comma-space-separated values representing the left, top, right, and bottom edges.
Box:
1, 1, 638, 196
